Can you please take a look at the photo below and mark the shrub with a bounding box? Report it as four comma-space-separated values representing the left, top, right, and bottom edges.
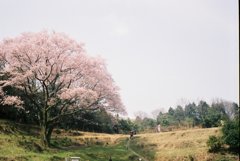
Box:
207, 135, 222, 152
222, 118, 239, 150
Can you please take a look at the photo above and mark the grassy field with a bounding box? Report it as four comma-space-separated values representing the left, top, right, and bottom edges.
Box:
130, 128, 238, 161
0, 120, 136, 161
0, 120, 239, 161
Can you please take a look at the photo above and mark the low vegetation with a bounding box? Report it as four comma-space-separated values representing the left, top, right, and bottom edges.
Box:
129, 128, 239, 161
206, 114, 239, 156
0, 119, 239, 161
0, 120, 137, 161
207, 135, 222, 152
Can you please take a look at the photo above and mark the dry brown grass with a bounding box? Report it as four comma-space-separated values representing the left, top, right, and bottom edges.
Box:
53, 129, 128, 146
134, 128, 223, 161
1, 120, 238, 161
53, 127, 239, 161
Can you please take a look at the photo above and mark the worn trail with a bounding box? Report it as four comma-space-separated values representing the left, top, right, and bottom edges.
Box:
126, 138, 150, 161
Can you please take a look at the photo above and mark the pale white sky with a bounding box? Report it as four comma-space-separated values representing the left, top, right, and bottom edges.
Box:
0, 0, 238, 117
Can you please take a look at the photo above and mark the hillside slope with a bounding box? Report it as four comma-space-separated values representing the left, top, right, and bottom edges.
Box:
130, 128, 239, 161
0, 120, 135, 161
0, 120, 239, 161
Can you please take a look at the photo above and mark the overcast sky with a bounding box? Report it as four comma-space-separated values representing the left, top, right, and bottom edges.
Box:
0, 0, 238, 117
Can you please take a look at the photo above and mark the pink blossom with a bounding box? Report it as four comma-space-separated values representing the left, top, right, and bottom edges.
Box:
0, 31, 125, 114
2, 96, 23, 107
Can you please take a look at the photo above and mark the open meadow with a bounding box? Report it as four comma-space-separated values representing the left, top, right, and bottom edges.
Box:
130, 128, 238, 161
0, 119, 238, 161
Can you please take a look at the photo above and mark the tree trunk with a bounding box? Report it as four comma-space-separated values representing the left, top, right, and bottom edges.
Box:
40, 122, 56, 147
40, 125, 49, 147
40, 125, 55, 147
46, 126, 54, 145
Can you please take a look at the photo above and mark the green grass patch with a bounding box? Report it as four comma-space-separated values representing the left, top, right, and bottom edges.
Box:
129, 137, 156, 160
1, 120, 239, 161
0, 133, 137, 161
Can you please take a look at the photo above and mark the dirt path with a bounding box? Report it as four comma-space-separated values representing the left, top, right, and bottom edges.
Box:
126, 138, 150, 161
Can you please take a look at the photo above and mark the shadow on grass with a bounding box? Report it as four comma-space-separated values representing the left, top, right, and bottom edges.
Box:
18, 139, 44, 153
222, 148, 239, 155
208, 147, 240, 161
50, 137, 75, 149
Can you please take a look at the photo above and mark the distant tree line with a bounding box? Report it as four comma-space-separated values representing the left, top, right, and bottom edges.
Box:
132, 100, 239, 133
0, 97, 238, 134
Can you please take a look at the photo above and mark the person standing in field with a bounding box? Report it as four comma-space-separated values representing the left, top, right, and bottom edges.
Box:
157, 124, 161, 133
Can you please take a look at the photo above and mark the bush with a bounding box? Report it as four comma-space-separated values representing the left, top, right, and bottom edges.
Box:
222, 118, 239, 150
207, 135, 222, 152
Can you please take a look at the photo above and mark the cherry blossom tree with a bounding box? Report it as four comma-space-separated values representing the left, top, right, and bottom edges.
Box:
0, 31, 125, 146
